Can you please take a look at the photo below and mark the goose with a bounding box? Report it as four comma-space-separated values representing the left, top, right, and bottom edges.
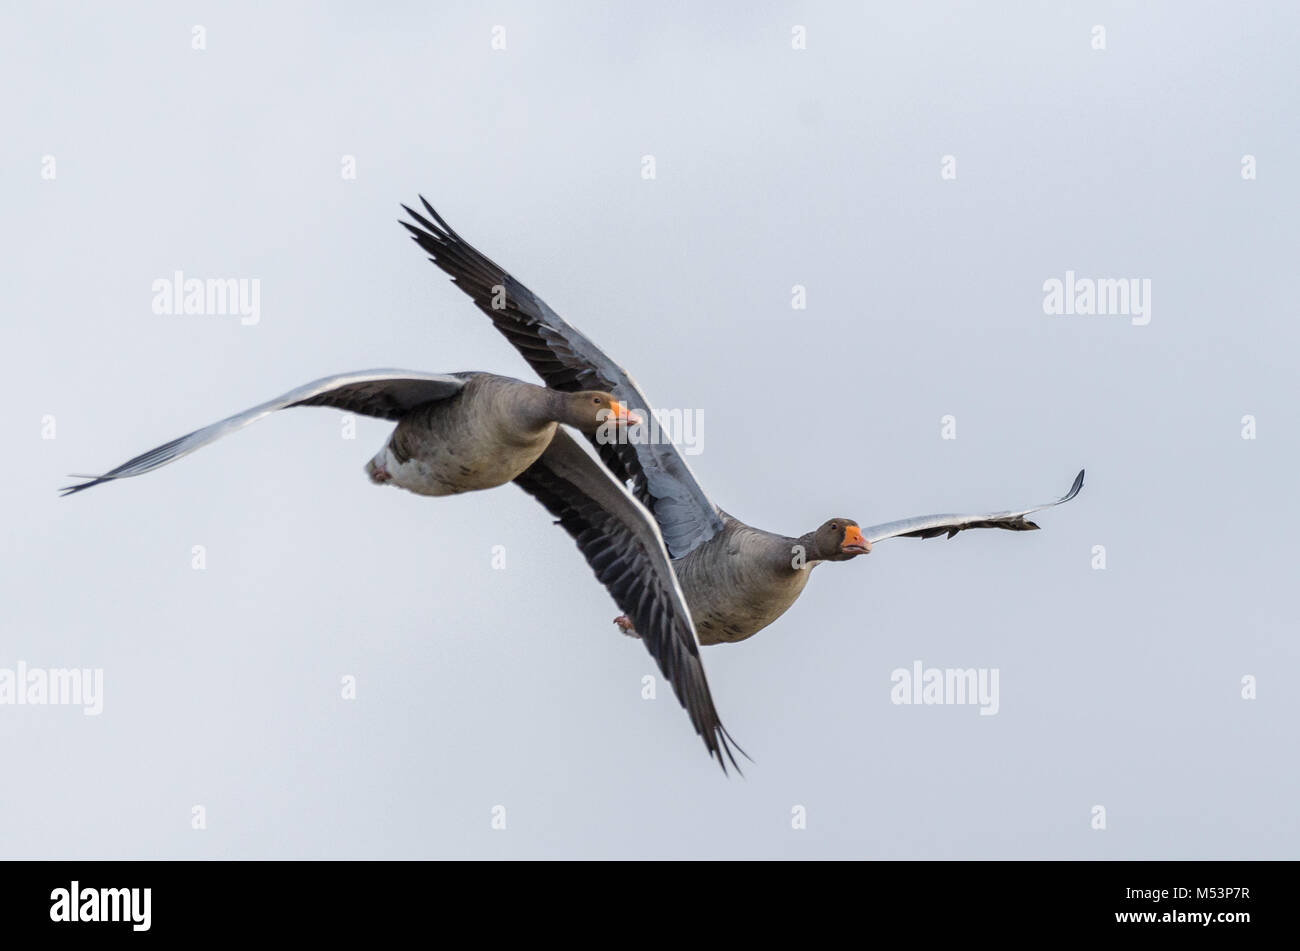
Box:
59, 371, 639, 498
401, 198, 1085, 645
61, 369, 745, 770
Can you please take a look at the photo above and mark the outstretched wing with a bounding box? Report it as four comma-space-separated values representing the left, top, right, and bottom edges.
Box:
514, 429, 743, 773
862, 470, 1085, 543
60, 370, 465, 496
401, 197, 723, 559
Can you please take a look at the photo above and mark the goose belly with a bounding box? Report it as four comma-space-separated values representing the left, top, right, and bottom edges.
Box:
382, 448, 532, 496
374, 419, 555, 497
677, 546, 812, 645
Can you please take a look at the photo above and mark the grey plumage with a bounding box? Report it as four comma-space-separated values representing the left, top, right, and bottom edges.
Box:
60, 370, 466, 496
60, 370, 642, 498
64, 362, 739, 771
674, 514, 814, 646
404, 199, 1086, 647
861, 469, 1086, 543
401, 198, 723, 560
514, 431, 742, 770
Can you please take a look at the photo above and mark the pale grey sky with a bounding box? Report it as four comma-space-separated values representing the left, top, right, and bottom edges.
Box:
2, 1, 1296, 858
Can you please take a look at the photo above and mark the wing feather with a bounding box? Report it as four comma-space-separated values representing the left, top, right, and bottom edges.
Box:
862, 470, 1085, 544
513, 429, 743, 773
401, 199, 723, 558
60, 370, 465, 495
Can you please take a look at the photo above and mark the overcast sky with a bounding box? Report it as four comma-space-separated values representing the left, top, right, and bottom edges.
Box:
2, 1, 1297, 858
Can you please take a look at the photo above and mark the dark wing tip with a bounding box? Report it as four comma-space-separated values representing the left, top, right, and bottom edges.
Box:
59, 476, 110, 497
709, 721, 751, 777
1062, 469, 1085, 503
418, 195, 460, 237
399, 195, 462, 242
723, 728, 753, 776
400, 203, 443, 240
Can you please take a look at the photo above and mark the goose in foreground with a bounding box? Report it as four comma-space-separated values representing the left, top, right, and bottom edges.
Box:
61, 368, 745, 771
401, 198, 1085, 644
60, 370, 638, 498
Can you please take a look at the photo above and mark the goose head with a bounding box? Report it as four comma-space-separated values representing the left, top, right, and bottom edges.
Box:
562, 390, 643, 435
808, 518, 871, 562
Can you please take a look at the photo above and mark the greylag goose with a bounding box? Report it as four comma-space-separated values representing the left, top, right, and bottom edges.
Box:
401, 198, 1085, 644
60, 370, 637, 497
61, 368, 744, 770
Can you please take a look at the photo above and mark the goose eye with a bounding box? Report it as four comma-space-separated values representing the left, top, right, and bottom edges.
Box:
593, 397, 601, 404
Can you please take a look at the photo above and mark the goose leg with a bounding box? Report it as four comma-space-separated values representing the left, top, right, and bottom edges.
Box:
613, 615, 640, 638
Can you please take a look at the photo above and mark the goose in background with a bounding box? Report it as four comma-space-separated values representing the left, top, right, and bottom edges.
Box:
401, 198, 1085, 645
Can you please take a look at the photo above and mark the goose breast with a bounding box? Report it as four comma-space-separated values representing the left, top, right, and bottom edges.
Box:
377, 375, 558, 497
676, 518, 813, 645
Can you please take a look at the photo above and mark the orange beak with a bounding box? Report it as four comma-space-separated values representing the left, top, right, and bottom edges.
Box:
841, 525, 871, 555
610, 402, 644, 426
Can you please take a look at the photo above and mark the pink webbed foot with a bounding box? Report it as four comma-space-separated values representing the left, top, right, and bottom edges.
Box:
613, 615, 639, 638
366, 459, 392, 484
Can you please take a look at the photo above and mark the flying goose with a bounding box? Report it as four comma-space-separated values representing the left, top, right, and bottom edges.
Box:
401, 198, 1085, 645
61, 368, 744, 770
60, 371, 638, 497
